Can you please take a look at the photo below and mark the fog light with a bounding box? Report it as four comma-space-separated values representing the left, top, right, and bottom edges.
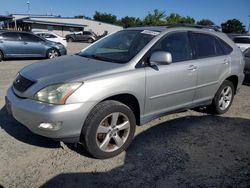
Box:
38, 122, 62, 131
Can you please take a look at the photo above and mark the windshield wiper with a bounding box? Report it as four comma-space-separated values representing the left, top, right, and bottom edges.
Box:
79, 54, 123, 63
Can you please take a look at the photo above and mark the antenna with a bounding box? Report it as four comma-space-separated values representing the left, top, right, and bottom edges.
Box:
26, 1, 30, 15
50, 7, 53, 16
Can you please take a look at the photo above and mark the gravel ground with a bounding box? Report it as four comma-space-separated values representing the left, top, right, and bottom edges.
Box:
0, 43, 250, 188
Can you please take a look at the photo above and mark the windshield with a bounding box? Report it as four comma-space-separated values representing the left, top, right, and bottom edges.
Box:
78, 30, 159, 63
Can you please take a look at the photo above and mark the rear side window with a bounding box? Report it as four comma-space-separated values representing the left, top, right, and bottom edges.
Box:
217, 38, 233, 55
233, 37, 250, 44
2, 32, 20, 41
20, 33, 43, 42
193, 33, 217, 58
83, 31, 91, 35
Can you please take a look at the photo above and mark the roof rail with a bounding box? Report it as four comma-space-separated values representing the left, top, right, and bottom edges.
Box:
166, 23, 221, 32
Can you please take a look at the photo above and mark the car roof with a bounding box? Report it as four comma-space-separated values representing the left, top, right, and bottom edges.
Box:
0, 30, 33, 34
126, 24, 221, 33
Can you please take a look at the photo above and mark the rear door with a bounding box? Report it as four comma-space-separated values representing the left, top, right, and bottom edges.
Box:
0, 32, 23, 57
191, 32, 231, 103
19, 33, 46, 57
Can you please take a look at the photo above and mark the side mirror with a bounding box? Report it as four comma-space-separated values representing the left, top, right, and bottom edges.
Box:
150, 51, 172, 65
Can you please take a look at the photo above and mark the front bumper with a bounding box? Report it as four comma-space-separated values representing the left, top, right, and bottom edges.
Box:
6, 87, 95, 143
58, 47, 67, 56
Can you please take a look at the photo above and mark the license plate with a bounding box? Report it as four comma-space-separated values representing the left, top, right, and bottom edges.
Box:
5, 96, 12, 116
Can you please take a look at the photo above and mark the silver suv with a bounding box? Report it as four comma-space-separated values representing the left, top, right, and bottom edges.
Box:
6, 25, 245, 159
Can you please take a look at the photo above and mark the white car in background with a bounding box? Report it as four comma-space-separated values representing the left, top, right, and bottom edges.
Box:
230, 35, 250, 52
33, 31, 68, 48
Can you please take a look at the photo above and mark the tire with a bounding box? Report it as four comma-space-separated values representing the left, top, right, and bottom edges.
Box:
47, 48, 59, 59
0, 50, 3, 62
81, 100, 136, 159
67, 38, 73, 42
210, 80, 235, 114
87, 38, 94, 43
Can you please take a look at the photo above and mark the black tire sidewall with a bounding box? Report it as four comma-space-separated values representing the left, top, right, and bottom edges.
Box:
212, 80, 235, 114
82, 101, 136, 159
87, 38, 93, 43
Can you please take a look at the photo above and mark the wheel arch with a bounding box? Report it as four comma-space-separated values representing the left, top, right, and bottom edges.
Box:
100, 93, 141, 126
225, 75, 238, 94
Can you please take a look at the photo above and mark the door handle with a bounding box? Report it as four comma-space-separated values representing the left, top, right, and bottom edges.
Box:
23, 42, 28, 45
223, 59, 229, 65
187, 65, 197, 71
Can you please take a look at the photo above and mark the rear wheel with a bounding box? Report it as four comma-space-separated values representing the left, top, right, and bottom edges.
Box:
81, 100, 136, 159
87, 38, 94, 43
211, 80, 235, 114
47, 48, 59, 59
67, 38, 73, 42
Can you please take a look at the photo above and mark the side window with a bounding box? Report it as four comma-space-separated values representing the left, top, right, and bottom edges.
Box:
150, 32, 192, 63
217, 38, 233, 55
83, 31, 91, 35
233, 37, 250, 44
20, 33, 43, 42
44, 34, 57, 38
214, 38, 225, 56
193, 33, 217, 58
2, 33, 20, 41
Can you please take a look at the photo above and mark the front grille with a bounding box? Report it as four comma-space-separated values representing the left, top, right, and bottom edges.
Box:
13, 74, 35, 93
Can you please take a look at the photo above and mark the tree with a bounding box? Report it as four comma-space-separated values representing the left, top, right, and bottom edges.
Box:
120, 16, 142, 28
143, 9, 166, 26
165, 13, 195, 24
93, 11, 117, 24
197, 19, 214, 26
74, 15, 92, 20
221, 19, 246, 33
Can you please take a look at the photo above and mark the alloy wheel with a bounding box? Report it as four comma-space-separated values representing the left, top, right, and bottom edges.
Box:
96, 112, 130, 152
218, 86, 233, 111
48, 49, 59, 59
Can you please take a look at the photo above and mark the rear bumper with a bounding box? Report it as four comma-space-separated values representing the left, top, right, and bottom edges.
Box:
6, 87, 95, 143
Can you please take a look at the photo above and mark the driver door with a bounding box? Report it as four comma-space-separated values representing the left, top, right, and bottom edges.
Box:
144, 32, 198, 117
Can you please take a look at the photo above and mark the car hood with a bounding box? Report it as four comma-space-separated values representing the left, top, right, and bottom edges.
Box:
20, 55, 126, 84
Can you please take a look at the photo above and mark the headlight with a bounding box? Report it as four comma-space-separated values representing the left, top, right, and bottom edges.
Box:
34, 82, 82, 104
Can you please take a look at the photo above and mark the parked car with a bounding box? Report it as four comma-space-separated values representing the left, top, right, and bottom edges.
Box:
65, 31, 97, 43
33, 31, 68, 48
229, 34, 250, 52
6, 26, 245, 159
0, 30, 67, 61
244, 47, 250, 74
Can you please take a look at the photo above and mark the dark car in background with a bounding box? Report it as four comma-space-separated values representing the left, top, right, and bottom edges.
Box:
65, 31, 97, 43
0, 30, 67, 61
244, 48, 250, 83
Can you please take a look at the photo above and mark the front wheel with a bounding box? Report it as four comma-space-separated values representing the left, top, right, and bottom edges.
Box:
47, 48, 59, 59
211, 80, 235, 114
81, 100, 136, 159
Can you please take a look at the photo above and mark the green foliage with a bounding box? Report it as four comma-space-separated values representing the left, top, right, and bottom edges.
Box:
93, 11, 117, 24
197, 19, 214, 26
143, 9, 166, 26
120, 16, 142, 28
165, 13, 195, 24
221, 19, 246, 33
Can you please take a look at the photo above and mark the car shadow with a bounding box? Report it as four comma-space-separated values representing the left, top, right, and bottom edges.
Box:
1, 57, 45, 62
41, 115, 250, 188
0, 105, 60, 148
